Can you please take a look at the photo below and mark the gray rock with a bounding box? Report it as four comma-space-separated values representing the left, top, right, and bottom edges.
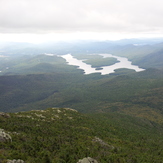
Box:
0, 112, 10, 118
77, 157, 98, 163
7, 159, 25, 163
0, 128, 12, 142
92, 136, 115, 150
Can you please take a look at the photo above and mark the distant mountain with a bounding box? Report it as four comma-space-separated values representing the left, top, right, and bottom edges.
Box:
111, 38, 163, 45
0, 54, 83, 75
135, 49, 163, 69
1, 38, 163, 57
0, 42, 38, 56
130, 68, 163, 78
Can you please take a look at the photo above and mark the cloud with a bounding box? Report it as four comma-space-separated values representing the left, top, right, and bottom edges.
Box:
0, 0, 163, 40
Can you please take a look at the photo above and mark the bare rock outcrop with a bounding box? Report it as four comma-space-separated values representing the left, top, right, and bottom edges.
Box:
7, 159, 25, 163
0, 128, 12, 142
0, 112, 10, 118
77, 157, 98, 163
92, 136, 115, 150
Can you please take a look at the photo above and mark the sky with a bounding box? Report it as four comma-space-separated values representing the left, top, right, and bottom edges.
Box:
0, 0, 163, 43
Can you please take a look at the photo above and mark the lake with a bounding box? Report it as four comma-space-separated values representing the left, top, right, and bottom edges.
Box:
61, 54, 145, 75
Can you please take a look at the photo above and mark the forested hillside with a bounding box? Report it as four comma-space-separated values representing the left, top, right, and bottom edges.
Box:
0, 68, 163, 123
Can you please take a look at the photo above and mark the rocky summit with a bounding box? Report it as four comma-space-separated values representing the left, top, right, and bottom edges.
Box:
0, 108, 163, 162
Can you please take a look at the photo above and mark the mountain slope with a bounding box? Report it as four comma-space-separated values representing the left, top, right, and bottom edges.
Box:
135, 49, 163, 69
0, 69, 163, 123
1, 108, 163, 163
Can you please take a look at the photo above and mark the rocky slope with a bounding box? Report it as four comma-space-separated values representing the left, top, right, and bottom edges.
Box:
0, 108, 163, 162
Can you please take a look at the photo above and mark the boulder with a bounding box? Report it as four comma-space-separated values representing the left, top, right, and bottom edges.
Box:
7, 159, 25, 163
92, 136, 115, 150
0, 128, 12, 142
77, 157, 98, 163
0, 112, 10, 118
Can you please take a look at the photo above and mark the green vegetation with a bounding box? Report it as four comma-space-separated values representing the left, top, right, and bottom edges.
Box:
70, 54, 119, 68
0, 54, 82, 75
0, 68, 163, 123
134, 49, 163, 69
0, 40, 163, 162
1, 108, 163, 163
83, 56, 118, 68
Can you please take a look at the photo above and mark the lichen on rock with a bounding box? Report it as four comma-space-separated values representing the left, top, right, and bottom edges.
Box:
77, 157, 98, 163
7, 159, 25, 163
0, 128, 12, 142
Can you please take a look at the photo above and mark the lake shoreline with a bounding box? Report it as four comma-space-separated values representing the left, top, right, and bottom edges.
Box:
61, 53, 145, 75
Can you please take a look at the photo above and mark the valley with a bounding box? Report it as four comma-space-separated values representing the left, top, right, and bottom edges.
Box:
0, 39, 163, 162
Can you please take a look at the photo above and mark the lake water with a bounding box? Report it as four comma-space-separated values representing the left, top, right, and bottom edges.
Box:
61, 54, 145, 75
